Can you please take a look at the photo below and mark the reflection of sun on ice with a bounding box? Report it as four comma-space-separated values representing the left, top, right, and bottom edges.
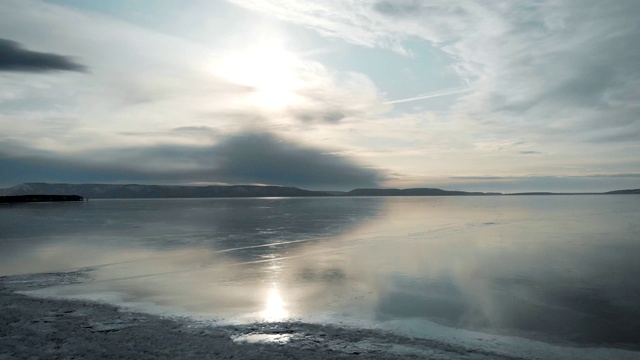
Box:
217, 43, 303, 109
262, 284, 288, 321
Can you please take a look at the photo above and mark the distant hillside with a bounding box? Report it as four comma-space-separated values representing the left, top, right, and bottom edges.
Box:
510, 189, 639, 195
507, 192, 584, 195
605, 189, 640, 194
346, 188, 498, 196
0, 183, 331, 199
1, 183, 637, 199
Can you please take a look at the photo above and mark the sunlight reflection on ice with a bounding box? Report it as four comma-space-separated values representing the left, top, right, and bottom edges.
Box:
232, 333, 293, 344
262, 284, 288, 321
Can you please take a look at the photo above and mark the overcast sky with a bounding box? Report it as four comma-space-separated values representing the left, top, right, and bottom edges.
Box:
1, 0, 639, 191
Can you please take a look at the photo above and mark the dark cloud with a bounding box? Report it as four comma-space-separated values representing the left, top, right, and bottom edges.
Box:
0, 153, 139, 186
0, 38, 86, 73
209, 133, 383, 189
0, 132, 384, 190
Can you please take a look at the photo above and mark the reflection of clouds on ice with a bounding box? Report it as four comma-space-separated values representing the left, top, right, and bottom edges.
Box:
3, 197, 640, 353
0, 197, 385, 268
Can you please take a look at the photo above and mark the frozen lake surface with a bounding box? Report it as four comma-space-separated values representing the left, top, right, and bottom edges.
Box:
2, 196, 640, 358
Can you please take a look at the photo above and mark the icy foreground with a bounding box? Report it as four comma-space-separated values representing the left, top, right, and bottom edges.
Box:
1, 271, 639, 360
0, 272, 511, 359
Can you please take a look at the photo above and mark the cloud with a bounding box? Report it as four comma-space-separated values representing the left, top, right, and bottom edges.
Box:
519, 151, 543, 155
172, 126, 217, 133
229, 0, 640, 143
444, 174, 640, 193
385, 87, 472, 104
0, 132, 384, 190
0, 1, 257, 139
1, 0, 638, 191
0, 1, 392, 189
0, 38, 86, 72
209, 132, 383, 188
226, 0, 411, 54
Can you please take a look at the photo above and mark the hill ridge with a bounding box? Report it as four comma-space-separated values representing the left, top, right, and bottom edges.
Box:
1, 183, 638, 199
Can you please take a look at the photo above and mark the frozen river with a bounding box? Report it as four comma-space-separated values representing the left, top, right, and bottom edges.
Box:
2, 195, 640, 357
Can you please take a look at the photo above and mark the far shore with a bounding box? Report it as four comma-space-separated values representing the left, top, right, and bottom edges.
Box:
1, 183, 639, 200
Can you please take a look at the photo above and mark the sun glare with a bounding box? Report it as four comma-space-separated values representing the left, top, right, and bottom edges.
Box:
217, 43, 302, 109
262, 284, 288, 321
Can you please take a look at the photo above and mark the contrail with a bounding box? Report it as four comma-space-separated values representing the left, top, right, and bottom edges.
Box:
385, 87, 472, 104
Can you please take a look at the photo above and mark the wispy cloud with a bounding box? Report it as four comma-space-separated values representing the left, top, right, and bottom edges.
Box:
230, 0, 640, 142
518, 151, 543, 155
385, 87, 471, 104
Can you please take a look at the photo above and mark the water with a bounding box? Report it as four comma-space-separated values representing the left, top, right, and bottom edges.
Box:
1, 196, 640, 350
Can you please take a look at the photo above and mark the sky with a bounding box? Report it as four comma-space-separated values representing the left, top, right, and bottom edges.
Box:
0, 0, 639, 192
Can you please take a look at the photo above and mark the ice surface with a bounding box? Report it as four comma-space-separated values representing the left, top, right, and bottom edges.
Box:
3, 271, 640, 360
2, 196, 640, 358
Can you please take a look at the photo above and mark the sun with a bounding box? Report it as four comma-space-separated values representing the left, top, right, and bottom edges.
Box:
216, 43, 302, 109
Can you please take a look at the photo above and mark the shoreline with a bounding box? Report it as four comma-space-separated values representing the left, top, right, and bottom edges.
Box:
3, 271, 640, 360
0, 271, 516, 360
